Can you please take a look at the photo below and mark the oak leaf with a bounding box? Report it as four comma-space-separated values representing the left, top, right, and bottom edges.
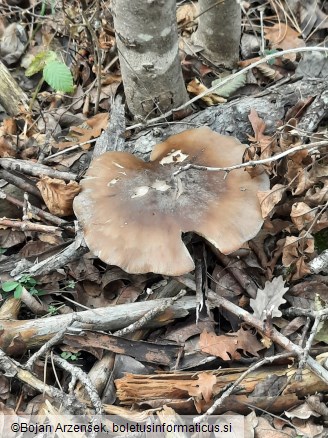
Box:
250, 276, 288, 320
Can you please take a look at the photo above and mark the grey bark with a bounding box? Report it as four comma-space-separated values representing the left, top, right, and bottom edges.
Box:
193, 0, 241, 68
0, 60, 29, 116
112, 0, 188, 120
125, 78, 327, 160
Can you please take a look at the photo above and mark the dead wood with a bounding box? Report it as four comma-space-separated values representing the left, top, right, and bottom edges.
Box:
0, 60, 29, 117
0, 296, 197, 355
115, 364, 328, 414
126, 78, 327, 159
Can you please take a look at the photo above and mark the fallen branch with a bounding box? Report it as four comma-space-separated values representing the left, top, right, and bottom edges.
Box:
177, 276, 328, 385
0, 158, 77, 181
174, 140, 328, 176
127, 46, 328, 131
0, 296, 197, 354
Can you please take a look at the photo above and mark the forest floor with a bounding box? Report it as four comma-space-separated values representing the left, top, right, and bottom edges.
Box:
0, 1, 328, 437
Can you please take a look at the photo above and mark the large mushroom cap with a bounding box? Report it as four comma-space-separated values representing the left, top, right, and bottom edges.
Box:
74, 127, 269, 276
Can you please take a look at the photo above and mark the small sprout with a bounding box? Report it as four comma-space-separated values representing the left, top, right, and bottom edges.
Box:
1, 275, 42, 299
61, 351, 81, 361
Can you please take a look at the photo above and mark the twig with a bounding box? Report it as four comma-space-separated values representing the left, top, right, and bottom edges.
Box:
127, 46, 328, 131
173, 140, 328, 176
194, 352, 295, 422
0, 218, 61, 234
0, 348, 85, 413
51, 355, 103, 414
0, 189, 72, 230
113, 290, 186, 337
11, 228, 87, 277
177, 275, 328, 385
296, 316, 322, 381
309, 250, 328, 274
0, 158, 77, 181
25, 314, 80, 371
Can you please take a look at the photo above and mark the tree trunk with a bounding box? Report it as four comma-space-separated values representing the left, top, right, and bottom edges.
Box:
112, 0, 188, 120
193, 0, 241, 68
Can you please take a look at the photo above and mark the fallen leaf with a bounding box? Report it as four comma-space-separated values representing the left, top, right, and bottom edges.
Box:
265, 23, 305, 61
257, 184, 286, 218
250, 276, 288, 320
187, 79, 226, 105
290, 202, 315, 230
37, 176, 80, 217
199, 330, 239, 360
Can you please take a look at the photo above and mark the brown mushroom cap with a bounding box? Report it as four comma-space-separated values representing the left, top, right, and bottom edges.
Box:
73, 127, 269, 275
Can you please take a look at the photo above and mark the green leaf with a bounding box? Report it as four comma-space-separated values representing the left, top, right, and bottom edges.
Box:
61, 352, 71, 360
211, 73, 247, 98
264, 49, 280, 65
2, 281, 19, 292
14, 284, 23, 299
25, 50, 57, 76
43, 60, 74, 93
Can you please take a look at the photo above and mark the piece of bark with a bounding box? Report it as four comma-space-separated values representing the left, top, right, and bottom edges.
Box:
0, 60, 29, 117
93, 94, 125, 158
115, 364, 327, 413
126, 79, 327, 159
0, 296, 196, 355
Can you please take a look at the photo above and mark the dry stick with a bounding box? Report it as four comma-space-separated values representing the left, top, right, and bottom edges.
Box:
11, 229, 87, 277
127, 46, 328, 131
113, 289, 186, 337
0, 189, 72, 230
176, 276, 328, 385
296, 315, 322, 381
0, 158, 77, 181
51, 355, 103, 415
174, 139, 328, 176
25, 314, 80, 371
0, 218, 60, 234
0, 348, 85, 412
194, 352, 295, 422
0, 169, 42, 199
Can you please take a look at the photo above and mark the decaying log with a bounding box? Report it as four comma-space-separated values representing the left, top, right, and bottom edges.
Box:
126, 78, 327, 159
0, 296, 195, 354
115, 363, 328, 414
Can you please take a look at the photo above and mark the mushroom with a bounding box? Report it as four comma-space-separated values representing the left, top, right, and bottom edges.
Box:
73, 127, 269, 276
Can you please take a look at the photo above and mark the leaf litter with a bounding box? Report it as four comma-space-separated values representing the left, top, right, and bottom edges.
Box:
0, 0, 327, 435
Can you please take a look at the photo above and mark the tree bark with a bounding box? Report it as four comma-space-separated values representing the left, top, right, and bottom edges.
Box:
193, 0, 241, 68
0, 60, 29, 116
112, 0, 188, 120
115, 364, 327, 414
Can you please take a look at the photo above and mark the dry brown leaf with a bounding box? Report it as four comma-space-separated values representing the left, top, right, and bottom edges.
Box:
199, 327, 263, 361
234, 326, 263, 357
56, 113, 109, 150
200, 330, 240, 360
282, 236, 300, 267
175, 372, 216, 404
194, 373, 216, 403
290, 202, 315, 230
255, 416, 294, 437
248, 108, 277, 159
257, 184, 286, 218
264, 23, 305, 61
305, 181, 328, 205
36, 176, 80, 217
187, 79, 226, 105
